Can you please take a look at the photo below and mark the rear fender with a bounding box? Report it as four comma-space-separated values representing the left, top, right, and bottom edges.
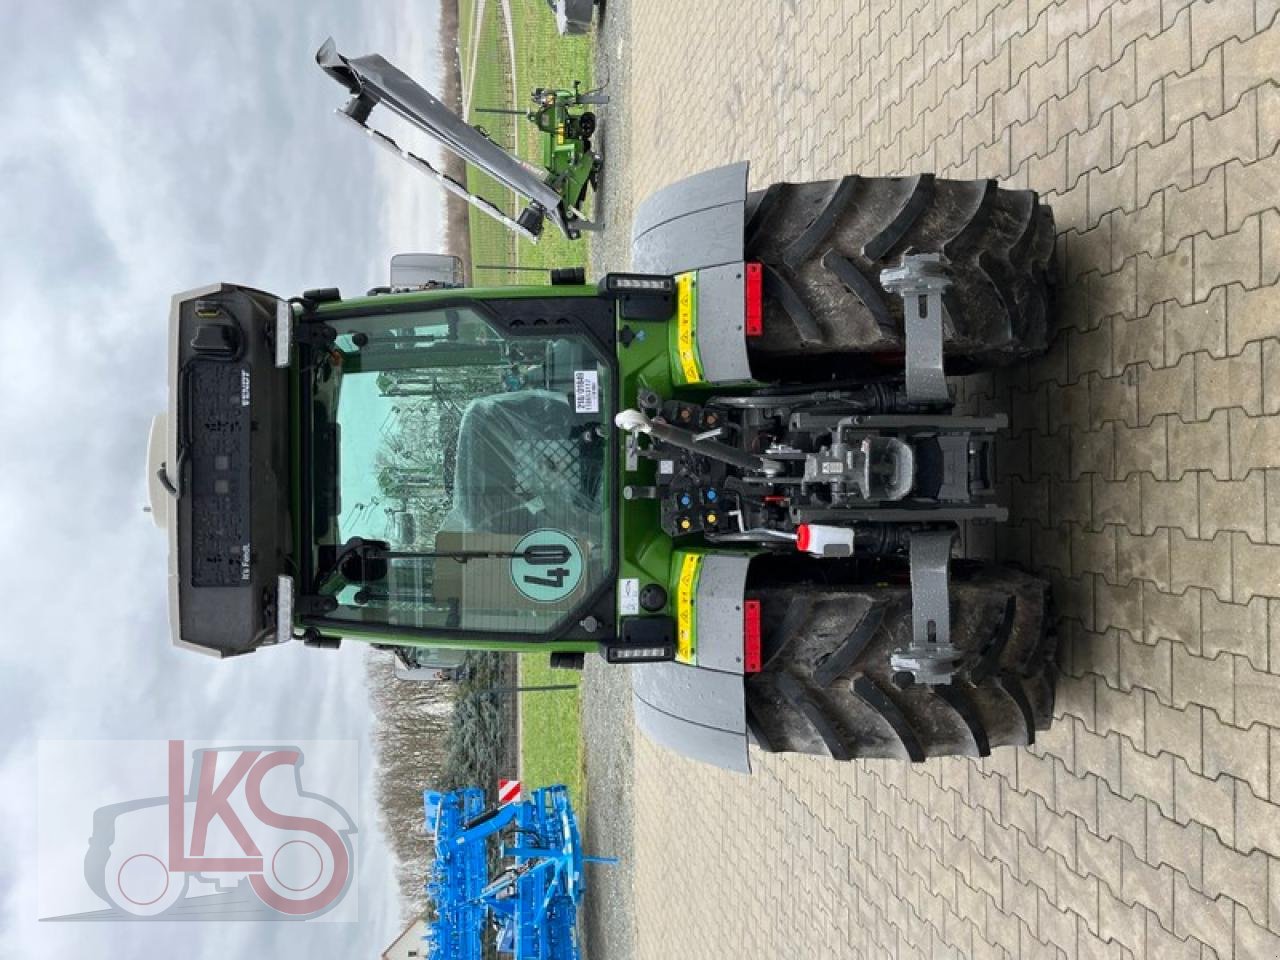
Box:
631, 163, 753, 386
631, 553, 752, 773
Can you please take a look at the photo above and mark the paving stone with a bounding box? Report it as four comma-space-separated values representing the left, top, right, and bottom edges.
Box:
1197, 472, 1267, 541
1113, 83, 1164, 168
1169, 529, 1233, 601
1091, 255, 1140, 323
1193, 341, 1264, 421
1147, 799, 1204, 885
1146, 691, 1203, 773
1169, 409, 1231, 480
1069, 115, 1115, 189
1257, 64, 1280, 155
1121, 842, 1175, 928
1074, 524, 1119, 582
1203, 714, 1270, 803
1144, 907, 1207, 960
1072, 321, 1115, 380
1173, 871, 1234, 948
1033, 428, 1075, 480
1049, 377, 1093, 433
1222, 14, 1280, 106
1136, 8, 1192, 98
1096, 577, 1145, 638
1201, 590, 1269, 670
1089, 161, 1139, 232
1192, 89, 1259, 183
1121, 522, 1172, 591
1193, 213, 1262, 302
1110, 0, 1155, 57
1164, 163, 1226, 251
1076, 917, 1125, 960
1100, 879, 1148, 956
1092, 369, 1140, 428
1231, 531, 1280, 603
1139, 354, 1197, 426
1233, 783, 1280, 860
1172, 642, 1235, 724
1078, 812, 1125, 893
1189, 0, 1258, 67
1113, 420, 1166, 481
1038, 886, 1079, 952
1227, 146, 1280, 234
1162, 287, 1226, 364
1174, 759, 1236, 846
1078, 713, 1123, 782
1137, 237, 1195, 317
1163, 44, 1222, 135
1096, 673, 1147, 746
1143, 580, 1202, 649
1235, 657, 1280, 734
1203, 830, 1270, 927
1235, 901, 1280, 960
1136, 124, 1195, 208
1058, 853, 1102, 934
1229, 408, 1280, 478
1139, 473, 1198, 537
1092, 475, 1141, 530
1120, 738, 1175, 818
1111, 301, 1164, 372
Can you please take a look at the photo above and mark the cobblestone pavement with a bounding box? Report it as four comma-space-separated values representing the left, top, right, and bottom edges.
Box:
606, 1, 1280, 957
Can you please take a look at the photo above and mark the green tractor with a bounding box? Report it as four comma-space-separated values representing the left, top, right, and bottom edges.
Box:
477, 81, 607, 215
149, 42, 1060, 773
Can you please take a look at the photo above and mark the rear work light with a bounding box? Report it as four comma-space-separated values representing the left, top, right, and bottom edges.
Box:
600, 273, 676, 293
601, 640, 675, 664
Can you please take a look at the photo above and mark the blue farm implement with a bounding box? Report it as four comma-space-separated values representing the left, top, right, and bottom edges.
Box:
420, 785, 612, 960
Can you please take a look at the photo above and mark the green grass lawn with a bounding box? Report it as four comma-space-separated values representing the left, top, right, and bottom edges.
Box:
517, 654, 584, 803
457, 0, 596, 806
458, 0, 598, 286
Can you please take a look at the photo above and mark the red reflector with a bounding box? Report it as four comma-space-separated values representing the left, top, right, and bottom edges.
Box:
743, 600, 762, 673
745, 262, 764, 337
795, 524, 810, 552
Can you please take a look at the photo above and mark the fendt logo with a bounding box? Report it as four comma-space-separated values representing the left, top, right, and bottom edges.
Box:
39, 739, 358, 922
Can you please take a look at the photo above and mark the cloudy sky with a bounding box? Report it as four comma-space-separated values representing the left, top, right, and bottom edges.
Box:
0, 1, 445, 955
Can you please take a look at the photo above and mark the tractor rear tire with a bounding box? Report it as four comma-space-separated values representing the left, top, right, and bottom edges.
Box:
744, 565, 1057, 761
743, 175, 1056, 375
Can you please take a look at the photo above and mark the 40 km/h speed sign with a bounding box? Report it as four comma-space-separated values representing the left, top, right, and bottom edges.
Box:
509, 530, 584, 603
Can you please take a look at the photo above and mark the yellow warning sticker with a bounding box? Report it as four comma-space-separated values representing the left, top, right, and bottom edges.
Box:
674, 272, 703, 384
675, 552, 702, 664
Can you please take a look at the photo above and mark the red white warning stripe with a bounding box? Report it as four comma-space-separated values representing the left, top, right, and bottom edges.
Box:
498, 778, 522, 805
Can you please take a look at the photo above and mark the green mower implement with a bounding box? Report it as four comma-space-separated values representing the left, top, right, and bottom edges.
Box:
150, 45, 1061, 774
477, 80, 607, 215
317, 39, 600, 242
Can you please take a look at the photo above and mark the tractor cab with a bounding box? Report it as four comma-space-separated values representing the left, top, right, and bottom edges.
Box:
149, 281, 618, 659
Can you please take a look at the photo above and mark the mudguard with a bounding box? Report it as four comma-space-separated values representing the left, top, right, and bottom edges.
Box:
631, 162, 748, 274
631, 555, 752, 774
632, 161, 754, 385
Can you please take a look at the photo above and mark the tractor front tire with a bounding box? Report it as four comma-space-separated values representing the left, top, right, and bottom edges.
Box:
744, 565, 1057, 761
744, 175, 1056, 377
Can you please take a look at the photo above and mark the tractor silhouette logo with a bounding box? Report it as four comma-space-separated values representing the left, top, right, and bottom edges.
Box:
71, 740, 356, 920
